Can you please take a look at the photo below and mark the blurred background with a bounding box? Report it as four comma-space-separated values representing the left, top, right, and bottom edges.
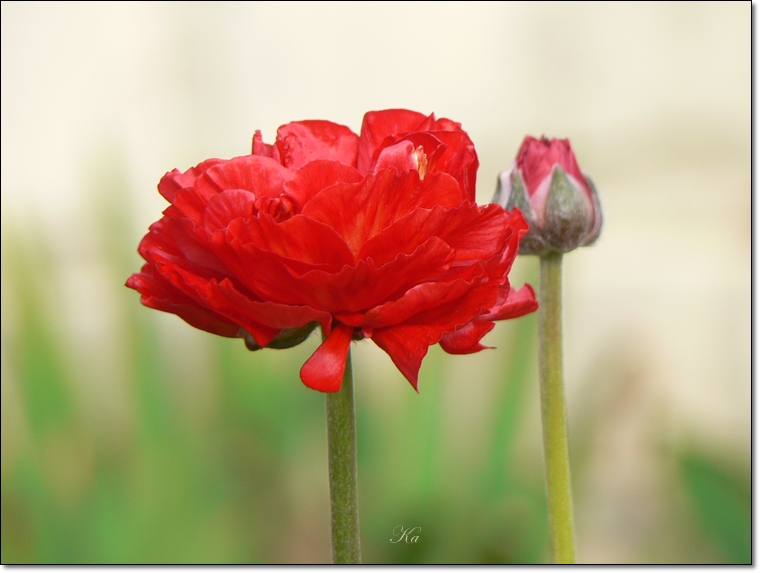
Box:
0, 1, 750, 564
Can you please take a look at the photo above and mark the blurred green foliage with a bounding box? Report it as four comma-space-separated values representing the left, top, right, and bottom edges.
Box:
0, 151, 750, 564
677, 451, 751, 564
0, 234, 546, 563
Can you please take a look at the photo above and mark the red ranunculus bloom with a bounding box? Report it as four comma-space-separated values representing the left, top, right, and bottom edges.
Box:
127, 109, 538, 392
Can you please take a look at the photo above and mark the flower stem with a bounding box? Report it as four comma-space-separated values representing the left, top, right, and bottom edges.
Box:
538, 252, 576, 564
325, 347, 361, 564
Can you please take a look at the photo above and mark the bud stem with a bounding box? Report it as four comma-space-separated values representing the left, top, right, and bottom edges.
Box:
325, 347, 361, 564
538, 252, 577, 563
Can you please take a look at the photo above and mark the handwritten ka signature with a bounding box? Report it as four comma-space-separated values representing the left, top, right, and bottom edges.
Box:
390, 525, 421, 544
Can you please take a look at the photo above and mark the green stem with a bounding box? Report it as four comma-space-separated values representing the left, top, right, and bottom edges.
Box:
325, 348, 361, 564
538, 252, 576, 564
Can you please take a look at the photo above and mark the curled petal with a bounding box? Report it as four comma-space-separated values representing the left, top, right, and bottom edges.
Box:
357, 109, 435, 174
275, 120, 359, 170
297, 238, 454, 313
158, 158, 224, 204
369, 281, 500, 389
373, 140, 419, 173
170, 188, 212, 226
209, 275, 330, 331
389, 281, 498, 333
439, 319, 496, 355
194, 155, 293, 200
300, 323, 354, 392
371, 132, 447, 175
440, 285, 538, 355
482, 284, 539, 321
428, 130, 479, 202
371, 325, 443, 391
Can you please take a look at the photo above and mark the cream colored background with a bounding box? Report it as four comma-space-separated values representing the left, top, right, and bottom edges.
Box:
1, 1, 749, 563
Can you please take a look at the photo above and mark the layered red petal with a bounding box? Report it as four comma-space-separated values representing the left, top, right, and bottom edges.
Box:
482, 284, 539, 321
215, 232, 454, 313
358, 203, 507, 272
138, 216, 230, 279
371, 132, 447, 176
274, 120, 359, 171
149, 253, 334, 348
440, 284, 539, 356
195, 155, 293, 201
301, 170, 465, 257
126, 265, 239, 338
356, 109, 435, 174
203, 189, 257, 232
169, 155, 291, 225
282, 160, 363, 209
369, 282, 499, 389
225, 213, 355, 270
428, 130, 479, 202
158, 158, 224, 203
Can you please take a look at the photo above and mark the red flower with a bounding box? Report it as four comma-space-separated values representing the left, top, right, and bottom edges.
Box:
127, 109, 538, 392
494, 136, 602, 255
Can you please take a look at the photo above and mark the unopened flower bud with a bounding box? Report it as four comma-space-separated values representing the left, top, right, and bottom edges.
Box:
493, 136, 602, 255
240, 321, 319, 351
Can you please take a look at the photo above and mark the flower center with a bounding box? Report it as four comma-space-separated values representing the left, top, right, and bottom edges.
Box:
254, 195, 296, 222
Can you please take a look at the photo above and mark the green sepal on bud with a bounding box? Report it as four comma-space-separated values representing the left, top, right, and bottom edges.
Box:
495, 167, 602, 256
543, 166, 592, 252
498, 168, 548, 256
